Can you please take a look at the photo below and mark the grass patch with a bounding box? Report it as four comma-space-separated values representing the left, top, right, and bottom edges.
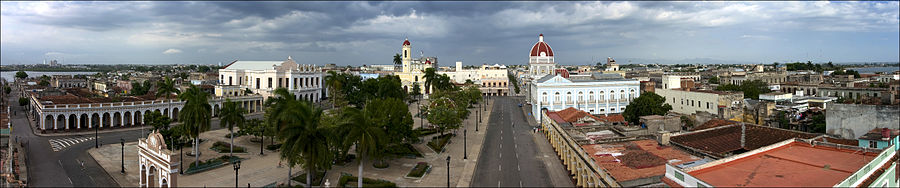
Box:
405, 162, 430, 178
184, 155, 242, 174
415, 128, 440, 137
337, 173, 397, 188
291, 171, 326, 186
210, 141, 247, 153
427, 134, 454, 153
385, 143, 423, 158
266, 143, 282, 151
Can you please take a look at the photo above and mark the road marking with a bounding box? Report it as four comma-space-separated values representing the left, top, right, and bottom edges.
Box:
498, 181, 501, 187
68, 177, 73, 185
519, 181, 523, 187
49, 136, 96, 152
499, 144, 502, 149
515, 144, 518, 149
499, 164, 502, 171
518, 164, 521, 171
58, 160, 63, 167
516, 153, 519, 159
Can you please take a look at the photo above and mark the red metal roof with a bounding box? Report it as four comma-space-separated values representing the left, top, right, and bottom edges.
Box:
530, 34, 554, 57
403, 39, 410, 46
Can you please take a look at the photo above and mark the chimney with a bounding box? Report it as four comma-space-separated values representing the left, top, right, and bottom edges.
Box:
883, 128, 890, 139
741, 123, 746, 148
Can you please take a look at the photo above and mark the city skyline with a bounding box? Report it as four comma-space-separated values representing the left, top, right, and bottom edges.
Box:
1, 1, 898, 66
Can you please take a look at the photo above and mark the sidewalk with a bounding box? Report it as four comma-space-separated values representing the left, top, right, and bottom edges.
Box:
89, 128, 298, 187
518, 98, 575, 187
323, 98, 494, 187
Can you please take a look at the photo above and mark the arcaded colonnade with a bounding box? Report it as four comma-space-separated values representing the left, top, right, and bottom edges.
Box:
30, 95, 265, 131
540, 109, 620, 187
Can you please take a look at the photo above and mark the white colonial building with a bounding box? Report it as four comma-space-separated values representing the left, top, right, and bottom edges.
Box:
438, 61, 510, 96
216, 56, 323, 102
529, 74, 640, 121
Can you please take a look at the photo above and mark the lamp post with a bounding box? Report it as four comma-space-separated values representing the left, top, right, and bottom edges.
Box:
180, 138, 184, 174
95, 122, 99, 148
233, 160, 241, 188
446, 156, 451, 188
463, 129, 467, 159
120, 138, 125, 174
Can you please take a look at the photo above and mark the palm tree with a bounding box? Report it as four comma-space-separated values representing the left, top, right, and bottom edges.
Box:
264, 88, 300, 186
324, 71, 343, 109
156, 76, 180, 124
178, 84, 212, 167
277, 101, 332, 187
342, 106, 386, 187
393, 53, 402, 65
423, 68, 436, 94
219, 99, 245, 157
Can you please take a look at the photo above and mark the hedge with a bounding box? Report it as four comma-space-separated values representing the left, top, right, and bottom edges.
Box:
210, 141, 246, 153
405, 162, 430, 178
337, 173, 397, 188
427, 134, 454, 153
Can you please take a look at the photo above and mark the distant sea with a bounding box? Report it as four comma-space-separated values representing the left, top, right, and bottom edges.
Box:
0, 71, 97, 82
848, 66, 900, 74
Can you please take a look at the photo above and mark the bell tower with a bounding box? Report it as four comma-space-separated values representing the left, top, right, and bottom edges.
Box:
402, 38, 412, 73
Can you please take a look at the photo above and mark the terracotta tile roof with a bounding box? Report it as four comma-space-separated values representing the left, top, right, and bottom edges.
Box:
691, 119, 738, 131
687, 141, 879, 187
555, 107, 601, 123
671, 124, 819, 158
595, 114, 626, 124
583, 139, 698, 183
859, 128, 900, 141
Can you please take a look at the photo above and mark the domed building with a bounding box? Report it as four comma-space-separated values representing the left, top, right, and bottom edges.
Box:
529, 34, 557, 78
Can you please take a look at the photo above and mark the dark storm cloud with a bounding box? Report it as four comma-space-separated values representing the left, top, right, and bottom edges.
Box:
1, 1, 898, 65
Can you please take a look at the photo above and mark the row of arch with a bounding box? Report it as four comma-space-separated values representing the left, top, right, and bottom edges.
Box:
140, 164, 168, 187
40, 108, 177, 130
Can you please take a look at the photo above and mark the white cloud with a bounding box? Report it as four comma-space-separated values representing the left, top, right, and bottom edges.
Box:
345, 9, 449, 37
162, 48, 182, 54
44, 52, 66, 56
740, 35, 773, 40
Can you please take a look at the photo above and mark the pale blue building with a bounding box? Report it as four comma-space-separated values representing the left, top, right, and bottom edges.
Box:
529, 73, 640, 121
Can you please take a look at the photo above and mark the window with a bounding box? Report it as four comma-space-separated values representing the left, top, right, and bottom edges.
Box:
566, 92, 572, 102
600, 109, 605, 112
589, 91, 594, 101
674, 171, 685, 181
555, 92, 560, 102
229, 77, 233, 85
707, 102, 710, 109
542, 92, 548, 102
277, 78, 282, 88
268, 78, 272, 88
294, 78, 298, 88
869, 140, 878, 148
256, 78, 260, 89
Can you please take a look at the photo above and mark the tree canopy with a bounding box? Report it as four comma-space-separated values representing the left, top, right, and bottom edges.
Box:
716, 80, 769, 100
623, 92, 672, 125
15, 71, 28, 79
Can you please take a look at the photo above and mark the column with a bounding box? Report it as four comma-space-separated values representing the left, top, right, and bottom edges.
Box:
64, 116, 69, 130
120, 112, 124, 127
88, 115, 92, 129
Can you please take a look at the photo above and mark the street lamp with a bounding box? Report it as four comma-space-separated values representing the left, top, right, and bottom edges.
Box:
446, 156, 451, 188
120, 138, 125, 174
233, 160, 241, 188
463, 129, 467, 159
95, 122, 99, 148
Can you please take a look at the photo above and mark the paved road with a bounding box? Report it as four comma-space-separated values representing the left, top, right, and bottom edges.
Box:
6, 87, 260, 187
472, 96, 553, 187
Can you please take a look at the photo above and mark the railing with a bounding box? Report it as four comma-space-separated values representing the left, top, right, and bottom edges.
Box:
835, 136, 898, 187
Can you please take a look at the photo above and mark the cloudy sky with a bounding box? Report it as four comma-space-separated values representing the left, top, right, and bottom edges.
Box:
2, 1, 898, 66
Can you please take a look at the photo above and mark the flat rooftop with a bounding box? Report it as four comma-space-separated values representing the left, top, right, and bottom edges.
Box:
687, 141, 879, 187
582, 139, 699, 183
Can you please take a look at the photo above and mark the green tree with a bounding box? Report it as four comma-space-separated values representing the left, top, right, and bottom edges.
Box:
325, 71, 348, 108
623, 92, 673, 125
343, 106, 386, 187
808, 113, 826, 133
393, 53, 402, 65
423, 68, 437, 94
144, 111, 174, 141
40, 75, 50, 81
4, 86, 11, 95
277, 100, 332, 187
508, 74, 520, 94
366, 98, 415, 164
709, 76, 719, 84
716, 80, 770, 100
178, 84, 212, 168
220, 99, 246, 157
156, 77, 180, 120
426, 96, 461, 136
18, 97, 28, 106
15, 71, 28, 79
39, 80, 50, 86
410, 83, 422, 97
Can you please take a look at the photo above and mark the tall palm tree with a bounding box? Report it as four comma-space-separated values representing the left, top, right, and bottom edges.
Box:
277, 101, 332, 187
423, 68, 436, 94
324, 71, 343, 109
219, 99, 245, 157
264, 88, 300, 186
156, 76, 180, 122
393, 53, 402, 65
178, 84, 212, 167
342, 106, 386, 187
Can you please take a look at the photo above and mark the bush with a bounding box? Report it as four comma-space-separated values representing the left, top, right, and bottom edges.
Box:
338, 173, 397, 188
373, 160, 389, 169
385, 143, 423, 158
415, 128, 439, 137
427, 134, 454, 153
185, 155, 242, 174
210, 141, 246, 153
266, 143, 282, 151
406, 162, 430, 178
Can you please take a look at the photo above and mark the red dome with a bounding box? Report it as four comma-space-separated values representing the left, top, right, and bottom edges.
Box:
530, 34, 553, 57
403, 39, 411, 46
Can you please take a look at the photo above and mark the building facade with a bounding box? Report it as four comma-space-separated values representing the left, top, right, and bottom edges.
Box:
655, 89, 744, 119
529, 74, 640, 121
216, 56, 323, 102
394, 38, 438, 94
439, 62, 510, 96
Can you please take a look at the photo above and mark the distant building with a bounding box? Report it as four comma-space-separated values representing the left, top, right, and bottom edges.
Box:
529, 73, 640, 121
393, 38, 438, 94
528, 34, 556, 78
51, 75, 87, 89
655, 88, 743, 119
216, 56, 323, 102
438, 62, 510, 96
858, 128, 899, 149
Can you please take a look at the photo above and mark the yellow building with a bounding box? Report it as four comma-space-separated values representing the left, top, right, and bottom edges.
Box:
394, 38, 437, 94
